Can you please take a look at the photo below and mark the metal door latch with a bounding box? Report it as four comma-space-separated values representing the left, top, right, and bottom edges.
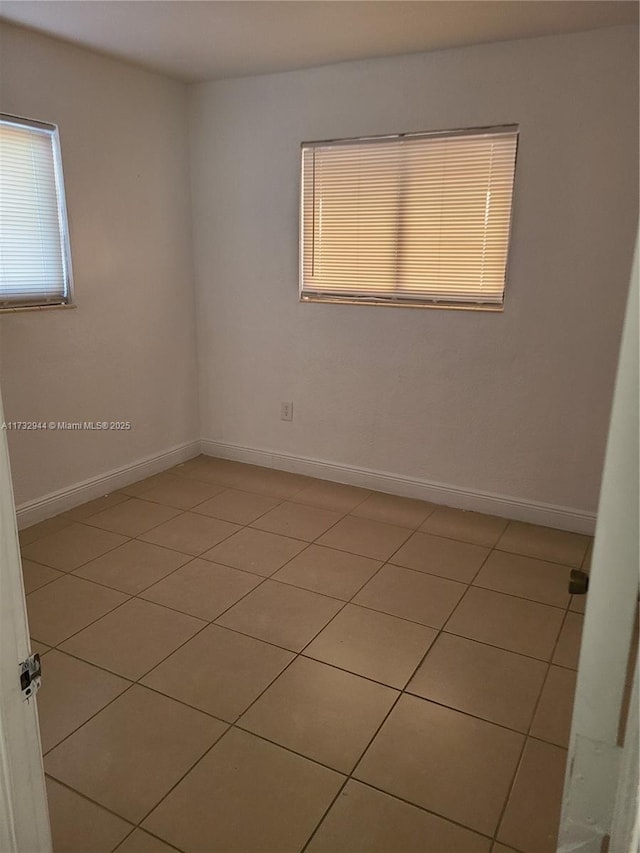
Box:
19, 653, 42, 700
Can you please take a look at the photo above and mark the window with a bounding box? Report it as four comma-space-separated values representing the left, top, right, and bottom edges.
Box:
0, 114, 73, 310
300, 125, 518, 310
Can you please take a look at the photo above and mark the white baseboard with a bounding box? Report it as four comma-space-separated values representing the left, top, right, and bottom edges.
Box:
16, 435, 596, 535
16, 440, 201, 528
200, 439, 596, 535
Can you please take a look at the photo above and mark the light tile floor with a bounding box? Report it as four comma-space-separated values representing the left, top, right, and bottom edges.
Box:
20, 456, 592, 853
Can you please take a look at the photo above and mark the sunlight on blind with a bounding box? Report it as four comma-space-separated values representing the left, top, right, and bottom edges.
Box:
300, 127, 518, 308
0, 116, 71, 308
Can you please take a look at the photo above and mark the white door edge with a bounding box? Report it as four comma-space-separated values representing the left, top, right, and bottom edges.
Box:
0, 385, 52, 852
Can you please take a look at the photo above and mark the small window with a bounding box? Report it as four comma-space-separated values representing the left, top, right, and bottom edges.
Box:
300, 125, 518, 310
0, 114, 74, 310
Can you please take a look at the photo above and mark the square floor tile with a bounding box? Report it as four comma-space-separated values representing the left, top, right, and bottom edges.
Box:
192, 488, 280, 524
202, 527, 307, 576
552, 612, 583, 669
353, 564, 466, 628
46, 777, 132, 853
136, 474, 225, 509
64, 493, 129, 521
530, 666, 577, 748
350, 492, 435, 529
354, 694, 523, 836
141, 559, 261, 621
60, 598, 205, 679
240, 657, 398, 772
216, 580, 342, 651
305, 604, 437, 688
272, 545, 381, 600
307, 780, 491, 853
251, 501, 342, 542
142, 624, 294, 721
496, 522, 589, 567
143, 728, 343, 853
293, 480, 372, 512
118, 472, 177, 497
570, 594, 587, 614
27, 576, 128, 646
38, 650, 129, 753
473, 550, 571, 609
317, 516, 411, 561
420, 506, 508, 547
498, 738, 567, 853
194, 457, 275, 492
228, 465, 311, 499
407, 633, 547, 731
83, 499, 181, 538
19, 515, 72, 547
21, 559, 62, 594
115, 829, 177, 853
45, 685, 226, 824
445, 587, 565, 660
391, 532, 489, 583
174, 456, 248, 486
140, 512, 240, 556
22, 523, 128, 571
74, 539, 192, 594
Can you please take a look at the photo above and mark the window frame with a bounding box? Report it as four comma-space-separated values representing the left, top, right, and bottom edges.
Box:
0, 113, 75, 312
299, 124, 519, 312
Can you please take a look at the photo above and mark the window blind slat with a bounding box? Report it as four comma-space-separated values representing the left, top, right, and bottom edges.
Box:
0, 116, 72, 307
300, 127, 517, 307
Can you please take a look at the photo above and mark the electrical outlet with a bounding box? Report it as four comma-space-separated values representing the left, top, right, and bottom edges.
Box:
280, 401, 293, 422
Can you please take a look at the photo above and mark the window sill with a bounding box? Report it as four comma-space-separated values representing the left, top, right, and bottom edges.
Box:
0, 303, 76, 315
300, 295, 504, 312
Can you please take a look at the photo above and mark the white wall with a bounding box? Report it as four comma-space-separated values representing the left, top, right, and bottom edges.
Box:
1, 23, 637, 522
0, 23, 199, 507
189, 25, 638, 518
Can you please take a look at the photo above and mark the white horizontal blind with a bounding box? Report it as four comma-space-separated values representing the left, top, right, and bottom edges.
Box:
0, 116, 72, 308
300, 127, 518, 308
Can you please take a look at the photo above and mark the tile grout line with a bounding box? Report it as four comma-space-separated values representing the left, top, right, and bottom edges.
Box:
24, 475, 584, 611
27, 542, 580, 634
24, 459, 587, 850
303, 541, 508, 848
255, 528, 491, 851
43, 774, 137, 831
28, 528, 575, 752
42, 576, 578, 763
43, 675, 530, 853
111, 823, 184, 853
21, 458, 591, 557
490, 605, 573, 847
35, 508, 582, 757
299, 535, 503, 851
45, 773, 187, 853
306, 528, 573, 847
41, 510, 345, 806
125, 511, 417, 841
27, 486, 310, 648
426, 527, 573, 846
25, 472, 354, 604
79, 499, 185, 538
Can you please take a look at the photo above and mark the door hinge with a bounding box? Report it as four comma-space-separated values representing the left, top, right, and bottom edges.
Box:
19, 653, 42, 700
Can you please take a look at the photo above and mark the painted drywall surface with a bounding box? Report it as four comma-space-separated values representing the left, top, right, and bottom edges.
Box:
189, 25, 638, 513
0, 23, 199, 506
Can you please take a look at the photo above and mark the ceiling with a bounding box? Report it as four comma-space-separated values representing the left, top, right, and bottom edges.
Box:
1, 1, 637, 83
